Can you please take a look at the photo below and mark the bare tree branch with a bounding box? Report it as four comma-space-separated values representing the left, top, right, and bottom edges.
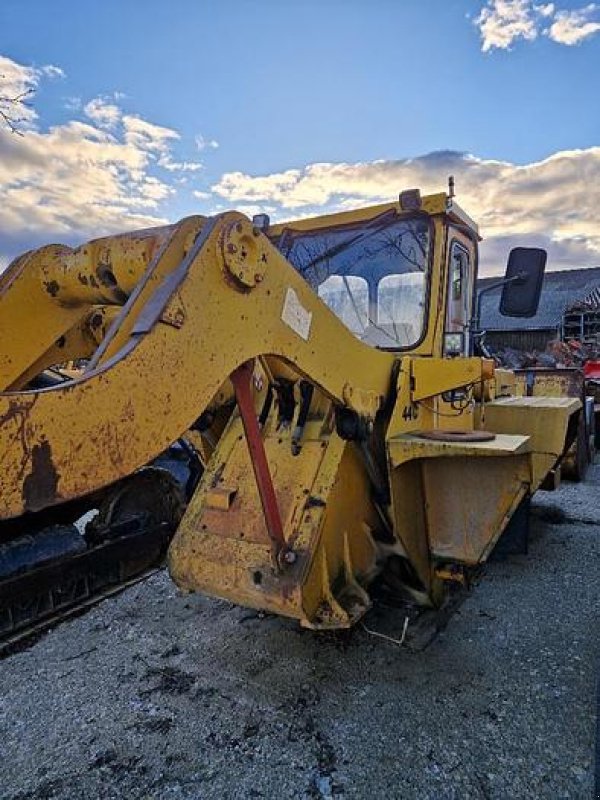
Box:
0, 79, 34, 135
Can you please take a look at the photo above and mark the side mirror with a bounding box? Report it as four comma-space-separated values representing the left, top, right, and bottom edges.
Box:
499, 247, 546, 318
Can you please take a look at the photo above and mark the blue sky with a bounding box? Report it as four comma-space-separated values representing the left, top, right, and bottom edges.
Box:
1, 0, 599, 273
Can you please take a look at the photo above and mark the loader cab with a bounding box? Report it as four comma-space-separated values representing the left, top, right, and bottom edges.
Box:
272, 208, 432, 350
268, 192, 481, 357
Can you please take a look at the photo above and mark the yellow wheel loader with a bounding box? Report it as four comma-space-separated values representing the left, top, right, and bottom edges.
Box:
0, 188, 581, 640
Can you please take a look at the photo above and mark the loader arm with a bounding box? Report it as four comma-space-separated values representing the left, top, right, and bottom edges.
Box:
0, 225, 176, 390
0, 213, 395, 520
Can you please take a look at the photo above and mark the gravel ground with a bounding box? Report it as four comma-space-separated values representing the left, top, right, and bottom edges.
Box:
1, 467, 599, 800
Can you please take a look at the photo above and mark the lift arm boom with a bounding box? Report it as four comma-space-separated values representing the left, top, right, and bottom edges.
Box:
0, 213, 395, 519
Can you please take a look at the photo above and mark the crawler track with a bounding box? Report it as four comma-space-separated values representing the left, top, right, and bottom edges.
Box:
0, 458, 193, 654
0, 520, 172, 654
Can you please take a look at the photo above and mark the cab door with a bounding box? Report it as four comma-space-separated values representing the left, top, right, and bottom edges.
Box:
444, 237, 474, 356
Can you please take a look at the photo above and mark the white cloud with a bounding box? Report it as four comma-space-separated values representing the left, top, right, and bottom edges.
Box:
212, 148, 600, 273
122, 114, 179, 153
158, 155, 203, 172
548, 4, 600, 43
0, 54, 210, 261
214, 168, 304, 205
63, 96, 82, 112
475, 1, 600, 49
82, 99, 204, 172
84, 97, 122, 129
195, 133, 219, 151
536, 3, 555, 16
0, 57, 225, 268
39, 64, 65, 80
0, 116, 172, 237
1, 52, 596, 280
475, 0, 539, 51
0, 54, 64, 130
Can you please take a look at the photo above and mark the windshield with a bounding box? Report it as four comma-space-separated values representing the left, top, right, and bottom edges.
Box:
274, 212, 430, 349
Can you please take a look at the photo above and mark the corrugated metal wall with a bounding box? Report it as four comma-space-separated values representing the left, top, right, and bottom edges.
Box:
485, 328, 558, 351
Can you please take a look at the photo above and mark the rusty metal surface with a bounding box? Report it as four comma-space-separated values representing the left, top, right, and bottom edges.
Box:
423, 456, 529, 563
416, 429, 496, 442
0, 225, 178, 389
514, 367, 584, 399
87, 217, 205, 369
230, 361, 287, 560
168, 395, 378, 628
0, 196, 582, 629
0, 213, 396, 521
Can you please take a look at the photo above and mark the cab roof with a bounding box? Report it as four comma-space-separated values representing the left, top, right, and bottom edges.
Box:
268, 192, 480, 238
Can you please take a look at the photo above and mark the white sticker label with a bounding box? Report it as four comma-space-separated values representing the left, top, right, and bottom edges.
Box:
281, 287, 312, 341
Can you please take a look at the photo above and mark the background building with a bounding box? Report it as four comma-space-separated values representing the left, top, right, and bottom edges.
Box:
477, 267, 600, 351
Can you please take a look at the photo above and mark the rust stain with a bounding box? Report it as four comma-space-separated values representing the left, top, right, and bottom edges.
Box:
209, 462, 225, 489
122, 398, 136, 423
89, 312, 104, 330
44, 280, 60, 297
0, 396, 39, 479
96, 264, 117, 288
0, 398, 31, 429
22, 438, 59, 512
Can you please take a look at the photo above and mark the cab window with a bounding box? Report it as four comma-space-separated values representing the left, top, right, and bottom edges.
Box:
275, 212, 431, 350
444, 241, 472, 356
318, 276, 368, 334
